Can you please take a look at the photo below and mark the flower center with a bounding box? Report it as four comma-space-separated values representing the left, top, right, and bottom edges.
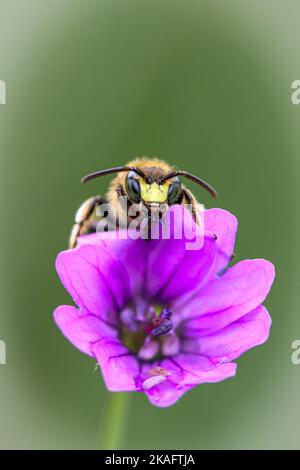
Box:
119, 303, 180, 361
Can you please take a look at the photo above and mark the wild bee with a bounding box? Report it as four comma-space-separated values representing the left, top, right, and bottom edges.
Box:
69, 157, 217, 248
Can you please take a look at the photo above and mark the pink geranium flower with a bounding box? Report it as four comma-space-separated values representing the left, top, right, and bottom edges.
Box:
54, 206, 275, 407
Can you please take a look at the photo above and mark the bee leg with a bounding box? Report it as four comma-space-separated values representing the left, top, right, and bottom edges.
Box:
69, 196, 104, 249
182, 187, 218, 240
181, 187, 201, 225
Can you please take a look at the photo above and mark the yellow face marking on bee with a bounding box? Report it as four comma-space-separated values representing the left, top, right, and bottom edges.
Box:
140, 181, 169, 203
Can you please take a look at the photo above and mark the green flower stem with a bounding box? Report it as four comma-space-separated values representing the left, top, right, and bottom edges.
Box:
99, 392, 131, 450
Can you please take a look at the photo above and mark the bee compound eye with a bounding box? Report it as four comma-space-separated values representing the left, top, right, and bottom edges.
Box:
125, 172, 141, 203
167, 181, 182, 205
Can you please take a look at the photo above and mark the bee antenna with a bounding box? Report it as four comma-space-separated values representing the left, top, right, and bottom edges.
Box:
80, 166, 147, 184
161, 170, 217, 198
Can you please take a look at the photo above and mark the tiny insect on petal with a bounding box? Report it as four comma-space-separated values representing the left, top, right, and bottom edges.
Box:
143, 366, 171, 390
148, 366, 171, 378
142, 375, 167, 390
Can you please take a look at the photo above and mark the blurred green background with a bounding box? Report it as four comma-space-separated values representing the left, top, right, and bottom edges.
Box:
0, 0, 299, 449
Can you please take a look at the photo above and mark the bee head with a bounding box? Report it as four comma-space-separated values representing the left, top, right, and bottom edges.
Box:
80, 161, 217, 207
125, 170, 182, 206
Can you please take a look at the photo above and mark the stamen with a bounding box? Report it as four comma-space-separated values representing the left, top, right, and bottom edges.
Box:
151, 321, 173, 337
120, 303, 178, 360
120, 307, 140, 332
150, 307, 173, 337
135, 298, 148, 322
138, 336, 159, 360
160, 308, 172, 320
162, 332, 180, 356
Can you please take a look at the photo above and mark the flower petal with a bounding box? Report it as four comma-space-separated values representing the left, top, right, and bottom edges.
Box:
138, 358, 236, 407
56, 243, 131, 323
92, 338, 140, 392
161, 356, 237, 386
145, 206, 217, 301
182, 305, 271, 363
78, 233, 149, 295
204, 208, 237, 276
77, 206, 218, 302
180, 259, 275, 334
54, 305, 117, 356
144, 381, 193, 408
